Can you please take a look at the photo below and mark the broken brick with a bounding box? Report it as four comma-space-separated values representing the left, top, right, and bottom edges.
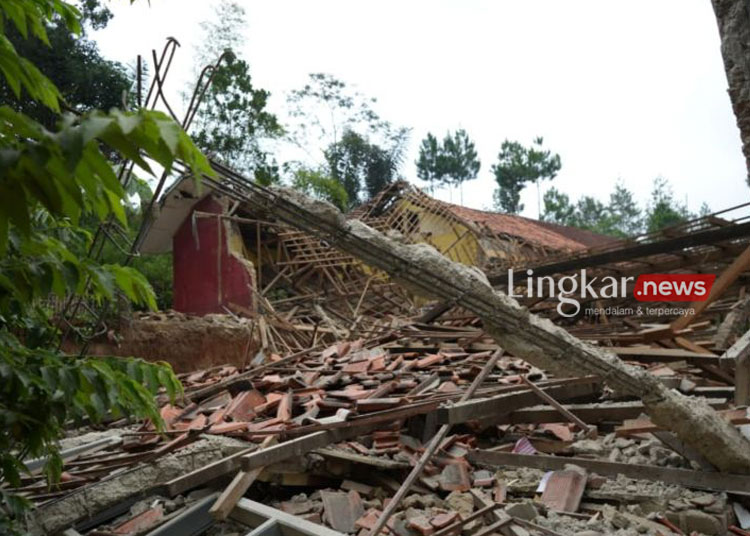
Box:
408, 515, 434, 536
439, 462, 471, 492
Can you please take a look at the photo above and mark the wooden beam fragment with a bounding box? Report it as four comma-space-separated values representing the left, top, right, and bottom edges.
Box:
521, 376, 596, 438
672, 245, 750, 332
725, 328, 750, 406
469, 450, 750, 494
209, 436, 277, 521
610, 346, 733, 366
493, 399, 728, 425
438, 379, 600, 426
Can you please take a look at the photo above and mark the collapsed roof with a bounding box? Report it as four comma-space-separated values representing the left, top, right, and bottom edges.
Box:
25, 165, 750, 535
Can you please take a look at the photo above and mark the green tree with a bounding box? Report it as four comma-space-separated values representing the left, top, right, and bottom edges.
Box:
415, 132, 443, 189
415, 129, 480, 203
0, 0, 130, 129
542, 182, 643, 238
0, 1, 212, 529
325, 129, 406, 205
189, 0, 282, 183
607, 181, 642, 236
541, 187, 576, 225
645, 177, 690, 233
291, 167, 349, 211
574, 196, 610, 232
286, 73, 408, 204
492, 137, 561, 215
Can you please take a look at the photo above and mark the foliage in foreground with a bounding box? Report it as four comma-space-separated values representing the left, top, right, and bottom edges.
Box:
0, 0, 211, 529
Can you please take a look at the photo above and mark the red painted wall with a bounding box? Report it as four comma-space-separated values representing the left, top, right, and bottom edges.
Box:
173, 196, 255, 315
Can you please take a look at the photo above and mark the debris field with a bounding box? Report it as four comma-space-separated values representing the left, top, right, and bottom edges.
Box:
24, 170, 750, 536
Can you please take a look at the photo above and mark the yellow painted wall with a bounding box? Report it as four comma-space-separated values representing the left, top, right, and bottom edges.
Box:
393, 199, 482, 267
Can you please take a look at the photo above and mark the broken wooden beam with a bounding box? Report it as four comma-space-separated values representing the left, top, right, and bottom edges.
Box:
209, 436, 277, 521
521, 375, 596, 438
492, 399, 728, 425
469, 449, 750, 494
437, 379, 600, 425
672, 245, 750, 332
725, 328, 750, 406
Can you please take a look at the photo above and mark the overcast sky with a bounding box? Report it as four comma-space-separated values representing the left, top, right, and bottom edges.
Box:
95, 0, 748, 218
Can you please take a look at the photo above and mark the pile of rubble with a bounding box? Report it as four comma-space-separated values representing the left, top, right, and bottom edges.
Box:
18, 172, 750, 536
19, 318, 750, 535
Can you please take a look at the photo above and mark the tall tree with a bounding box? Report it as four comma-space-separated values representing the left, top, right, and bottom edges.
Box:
325, 129, 406, 205
491, 138, 561, 215
415, 133, 444, 190
645, 177, 690, 233
416, 129, 480, 202
607, 181, 642, 236
189, 0, 282, 183
542, 183, 644, 238
541, 187, 576, 225
443, 129, 481, 192
286, 73, 408, 204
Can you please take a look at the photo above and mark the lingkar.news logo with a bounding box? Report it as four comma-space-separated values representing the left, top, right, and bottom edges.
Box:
506, 270, 716, 317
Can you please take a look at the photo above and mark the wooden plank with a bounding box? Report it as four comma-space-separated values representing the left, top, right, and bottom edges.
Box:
616, 408, 750, 436
438, 379, 601, 425
672, 245, 750, 332
610, 346, 732, 366
724, 328, 750, 405
493, 399, 728, 425
209, 436, 276, 521
521, 376, 595, 438
469, 450, 750, 494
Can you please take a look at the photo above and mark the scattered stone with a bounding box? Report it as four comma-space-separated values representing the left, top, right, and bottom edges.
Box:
506, 501, 538, 521
444, 491, 474, 518
571, 439, 605, 457
472, 469, 494, 487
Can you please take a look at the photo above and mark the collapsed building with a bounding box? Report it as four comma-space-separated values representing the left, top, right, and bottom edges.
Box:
17, 5, 750, 533
22, 162, 750, 536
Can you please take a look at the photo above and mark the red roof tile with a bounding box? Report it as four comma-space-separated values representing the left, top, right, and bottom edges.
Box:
442, 202, 615, 251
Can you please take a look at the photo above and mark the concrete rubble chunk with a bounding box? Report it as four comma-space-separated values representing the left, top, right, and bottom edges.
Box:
505, 501, 539, 521
321, 490, 364, 533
